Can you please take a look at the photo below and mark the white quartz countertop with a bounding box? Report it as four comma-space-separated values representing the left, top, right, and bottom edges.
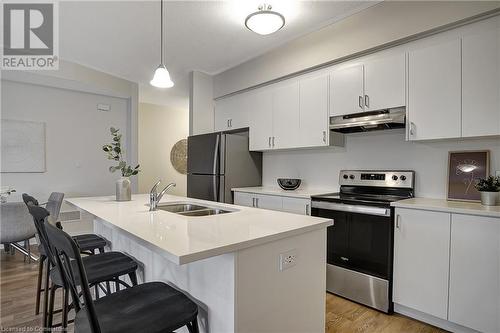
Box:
66, 194, 332, 265
231, 186, 335, 199
391, 198, 500, 218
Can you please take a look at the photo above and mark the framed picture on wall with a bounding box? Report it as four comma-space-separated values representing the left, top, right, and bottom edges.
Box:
447, 150, 490, 202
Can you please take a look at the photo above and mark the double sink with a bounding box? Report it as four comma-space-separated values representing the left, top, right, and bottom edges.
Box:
156, 202, 235, 217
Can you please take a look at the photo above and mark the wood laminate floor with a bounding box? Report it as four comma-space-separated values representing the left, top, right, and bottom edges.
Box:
1, 247, 446, 332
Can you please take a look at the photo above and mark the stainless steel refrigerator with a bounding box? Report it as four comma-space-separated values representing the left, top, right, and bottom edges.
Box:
187, 131, 262, 204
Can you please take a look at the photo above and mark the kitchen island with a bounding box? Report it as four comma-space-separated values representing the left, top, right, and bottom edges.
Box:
66, 194, 332, 333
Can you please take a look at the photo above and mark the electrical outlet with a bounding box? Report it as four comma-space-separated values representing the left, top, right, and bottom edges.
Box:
279, 249, 297, 271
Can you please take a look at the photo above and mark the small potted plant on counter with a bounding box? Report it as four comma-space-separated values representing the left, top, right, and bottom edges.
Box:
103, 127, 140, 201
475, 176, 500, 206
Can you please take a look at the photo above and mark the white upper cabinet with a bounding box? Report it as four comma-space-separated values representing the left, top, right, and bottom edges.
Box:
249, 89, 273, 151
299, 74, 329, 147
449, 214, 500, 333
364, 53, 406, 111
272, 81, 300, 149
214, 94, 249, 131
393, 208, 451, 320
330, 64, 364, 116
408, 38, 462, 141
462, 18, 500, 137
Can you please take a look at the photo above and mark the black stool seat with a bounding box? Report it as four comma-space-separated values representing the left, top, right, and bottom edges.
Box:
75, 282, 198, 333
72, 234, 107, 252
49, 252, 137, 286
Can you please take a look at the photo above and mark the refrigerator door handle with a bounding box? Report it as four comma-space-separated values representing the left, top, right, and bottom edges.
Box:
213, 134, 220, 175
213, 176, 218, 202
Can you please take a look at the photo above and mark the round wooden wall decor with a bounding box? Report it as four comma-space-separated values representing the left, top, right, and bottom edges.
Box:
170, 139, 187, 174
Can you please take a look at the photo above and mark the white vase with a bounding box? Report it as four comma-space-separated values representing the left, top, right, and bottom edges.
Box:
116, 177, 131, 201
480, 191, 498, 206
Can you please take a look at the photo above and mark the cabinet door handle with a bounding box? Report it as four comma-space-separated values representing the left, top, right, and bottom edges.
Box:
322, 131, 327, 143
272, 136, 275, 147
252, 197, 255, 207
364, 95, 369, 108
268, 137, 271, 147
255, 198, 259, 208
230, 119, 232, 128
305, 204, 310, 215
396, 214, 401, 229
358, 96, 363, 109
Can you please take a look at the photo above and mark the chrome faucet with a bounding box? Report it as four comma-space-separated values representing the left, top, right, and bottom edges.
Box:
149, 180, 176, 211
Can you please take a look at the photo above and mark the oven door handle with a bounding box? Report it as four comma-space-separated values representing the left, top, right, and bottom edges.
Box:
311, 201, 391, 217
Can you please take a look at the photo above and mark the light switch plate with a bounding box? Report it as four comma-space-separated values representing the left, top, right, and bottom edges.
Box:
97, 103, 111, 111
496, 170, 500, 177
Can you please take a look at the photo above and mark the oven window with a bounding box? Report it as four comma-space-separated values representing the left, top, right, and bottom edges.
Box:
348, 212, 391, 279
313, 208, 350, 268
312, 207, 392, 280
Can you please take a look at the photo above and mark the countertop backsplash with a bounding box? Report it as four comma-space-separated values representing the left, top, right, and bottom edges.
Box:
262, 129, 500, 199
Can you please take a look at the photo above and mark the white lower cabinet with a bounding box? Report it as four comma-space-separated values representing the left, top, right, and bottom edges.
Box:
233, 191, 310, 215
255, 194, 282, 211
449, 214, 500, 333
394, 208, 500, 332
234, 192, 282, 210
233, 192, 255, 208
393, 208, 451, 320
281, 197, 310, 216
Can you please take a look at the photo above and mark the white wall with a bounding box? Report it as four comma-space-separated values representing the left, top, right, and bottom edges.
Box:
1, 80, 132, 199
189, 71, 214, 135
0, 61, 139, 234
263, 130, 500, 199
138, 103, 188, 196
214, 1, 500, 97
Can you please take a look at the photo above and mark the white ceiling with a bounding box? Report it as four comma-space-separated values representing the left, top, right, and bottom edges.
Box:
60, 1, 378, 110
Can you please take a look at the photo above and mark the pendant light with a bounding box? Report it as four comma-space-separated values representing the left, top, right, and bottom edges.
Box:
150, 0, 174, 88
245, 4, 285, 36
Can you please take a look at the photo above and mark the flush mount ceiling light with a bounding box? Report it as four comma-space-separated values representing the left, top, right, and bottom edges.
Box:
150, 0, 174, 88
245, 4, 285, 36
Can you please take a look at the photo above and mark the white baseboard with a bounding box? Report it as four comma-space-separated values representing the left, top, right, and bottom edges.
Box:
394, 304, 480, 333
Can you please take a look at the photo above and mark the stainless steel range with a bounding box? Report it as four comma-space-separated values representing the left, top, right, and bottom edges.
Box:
311, 170, 415, 313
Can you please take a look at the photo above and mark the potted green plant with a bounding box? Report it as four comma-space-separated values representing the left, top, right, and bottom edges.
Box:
474, 176, 500, 206
103, 127, 140, 201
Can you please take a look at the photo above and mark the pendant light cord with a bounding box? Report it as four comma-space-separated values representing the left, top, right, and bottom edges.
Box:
160, 0, 164, 65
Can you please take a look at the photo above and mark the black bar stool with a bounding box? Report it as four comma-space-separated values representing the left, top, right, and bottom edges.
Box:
26, 204, 139, 330
22, 193, 108, 316
42, 208, 200, 333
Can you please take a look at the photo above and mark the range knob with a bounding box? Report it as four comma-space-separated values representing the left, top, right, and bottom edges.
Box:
349, 174, 355, 180
400, 175, 407, 181
392, 175, 399, 181
343, 174, 348, 179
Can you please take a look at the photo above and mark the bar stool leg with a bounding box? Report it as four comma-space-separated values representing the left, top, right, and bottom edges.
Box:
61, 287, 69, 330
47, 282, 57, 329
42, 261, 50, 327
35, 255, 45, 315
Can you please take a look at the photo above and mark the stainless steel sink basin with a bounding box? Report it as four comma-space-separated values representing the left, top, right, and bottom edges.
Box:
155, 202, 235, 217
179, 209, 231, 217
156, 203, 207, 213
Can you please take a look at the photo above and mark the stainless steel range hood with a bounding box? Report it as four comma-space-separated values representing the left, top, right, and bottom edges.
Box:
330, 108, 406, 133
